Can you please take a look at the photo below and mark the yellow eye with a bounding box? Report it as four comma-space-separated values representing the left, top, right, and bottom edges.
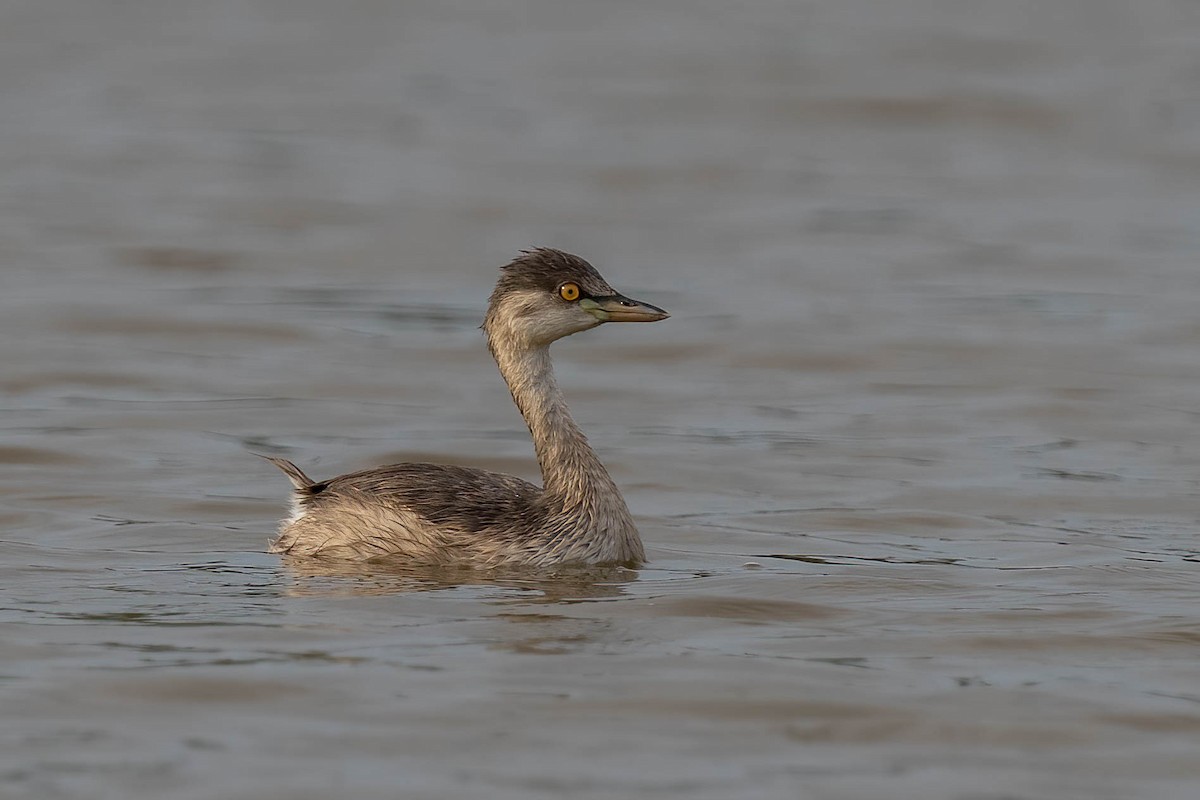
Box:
559, 282, 581, 301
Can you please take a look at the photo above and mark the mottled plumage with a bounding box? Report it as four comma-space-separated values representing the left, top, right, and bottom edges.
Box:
267, 248, 669, 567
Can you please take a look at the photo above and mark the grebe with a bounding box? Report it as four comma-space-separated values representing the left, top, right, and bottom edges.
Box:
266, 248, 669, 567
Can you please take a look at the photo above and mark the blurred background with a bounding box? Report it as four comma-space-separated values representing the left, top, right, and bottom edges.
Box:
4, 2, 1200, 799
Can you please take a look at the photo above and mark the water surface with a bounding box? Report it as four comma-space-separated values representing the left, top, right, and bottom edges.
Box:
3, 2, 1200, 798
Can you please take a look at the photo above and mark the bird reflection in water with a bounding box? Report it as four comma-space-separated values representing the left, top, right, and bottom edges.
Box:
276, 554, 637, 602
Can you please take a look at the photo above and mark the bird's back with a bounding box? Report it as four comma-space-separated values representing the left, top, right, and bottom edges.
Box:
268, 459, 552, 563
315, 462, 542, 531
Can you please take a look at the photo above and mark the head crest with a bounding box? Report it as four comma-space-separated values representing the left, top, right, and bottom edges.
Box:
492, 248, 613, 296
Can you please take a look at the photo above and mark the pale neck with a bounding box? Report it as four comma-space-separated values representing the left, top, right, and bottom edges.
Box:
488, 334, 622, 507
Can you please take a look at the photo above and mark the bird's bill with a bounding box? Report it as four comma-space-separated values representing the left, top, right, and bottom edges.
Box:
580, 294, 670, 323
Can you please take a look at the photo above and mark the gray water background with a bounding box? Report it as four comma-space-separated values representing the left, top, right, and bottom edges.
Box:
4, 1, 1200, 798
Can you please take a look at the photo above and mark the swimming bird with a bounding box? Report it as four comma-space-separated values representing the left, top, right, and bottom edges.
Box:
266, 248, 669, 567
